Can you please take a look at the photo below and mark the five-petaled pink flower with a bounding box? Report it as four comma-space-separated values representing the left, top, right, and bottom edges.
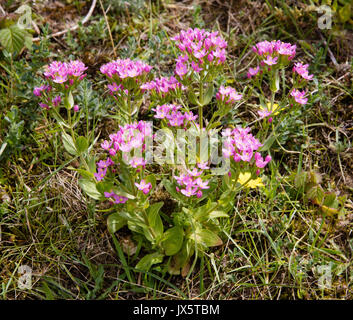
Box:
135, 179, 152, 195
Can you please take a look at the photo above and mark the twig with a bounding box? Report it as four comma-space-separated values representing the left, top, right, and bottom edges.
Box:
0, 4, 6, 16
99, 0, 117, 58
32, 0, 97, 42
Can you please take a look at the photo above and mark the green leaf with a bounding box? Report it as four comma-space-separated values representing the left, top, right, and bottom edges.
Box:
144, 174, 156, 190
194, 201, 217, 220
208, 121, 222, 130
118, 163, 135, 192
191, 228, 223, 248
208, 210, 229, 219
62, 132, 77, 156
201, 84, 214, 106
78, 178, 101, 200
260, 134, 276, 152
135, 252, 164, 271
96, 181, 115, 194
72, 168, 94, 179
51, 112, 70, 129
0, 25, 28, 54
270, 69, 280, 93
188, 90, 198, 105
339, 4, 351, 23
75, 136, 88, 154
161, 226, 184, 256
306, 185, 324, 204
67, 91, 74, 109
147, 202, 164, 238
107, 212, 127, 233
24, 33, 33, 50
97, 182, 135, 200
294, 170, 307, 189
162, 179, 186, 203
323, 193, 338, 209
86, 155, 97, 173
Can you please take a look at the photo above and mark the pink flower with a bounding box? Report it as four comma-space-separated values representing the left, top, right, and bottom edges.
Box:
247, 66, 260, 79
135, 179, 152, 195
195, 178, 210, 189
104, 191, 128, 204
290, 88, 308, 105
53, 74, 67, 84
257, 109, 271, 119
107, 82, 123, 94
221, 126, 270, 169
240, 150, 253, 162
152, 104, 171, 119
97, 157, 114, 169
52, 95, 61, 107
216, 86, 242, 104
180, 185, 198, 197
100, 59, 152, 80
103, 121, 152, 155
197, 161, 210, 170
33, 86, 45, 96
253, 40, 296, 59
293, 62, 313, 80
141, 76, 184, 95
263, 56, 278, 66
187, 168, 202, 177
44, 60, 87, 84
73, 105, 79, 112
191, 61, 202, 72
39, 103, 49, 110
129, 157, 146, 168
101, 140, 112, 150
175, 62, 188, 77
172, 28, 228, 71
254, 152, 271, 168
94, 167, 107, 181
152, 105, 196, 128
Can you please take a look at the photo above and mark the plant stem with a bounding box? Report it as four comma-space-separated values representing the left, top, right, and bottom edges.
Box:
199, 82, 203, 130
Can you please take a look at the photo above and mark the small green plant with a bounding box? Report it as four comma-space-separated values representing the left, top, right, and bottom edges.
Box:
294, 169, 347, 216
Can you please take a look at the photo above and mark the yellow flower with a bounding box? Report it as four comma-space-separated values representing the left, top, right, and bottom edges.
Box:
259, 102, 280, 115
237, 172, 264, 189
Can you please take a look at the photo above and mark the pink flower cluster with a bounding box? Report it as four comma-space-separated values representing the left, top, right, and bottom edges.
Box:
172, 28, 227, 78
43, 60, 87, 84
140, 76, 185, 95
222, 127, 271, 168
97, 121, 153, 204
174, 162, 210, 198
94, 157, 114, 182
33, 84, 51, 97
152, 104, 197, 127
100, 59, 152, 80
216, 86, 243, 104
252, 40, 296, 65
36, 93, 62, 110
293, 62, 314, 81
34, 60, 87, 110
104, 191, 128, 204
101, 120, 152, 156
290, 88, 308, 105
135, 179, 152, 195
106, 82, 129, 96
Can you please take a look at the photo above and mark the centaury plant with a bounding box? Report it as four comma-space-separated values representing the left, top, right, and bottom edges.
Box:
32, 27, 316, 277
